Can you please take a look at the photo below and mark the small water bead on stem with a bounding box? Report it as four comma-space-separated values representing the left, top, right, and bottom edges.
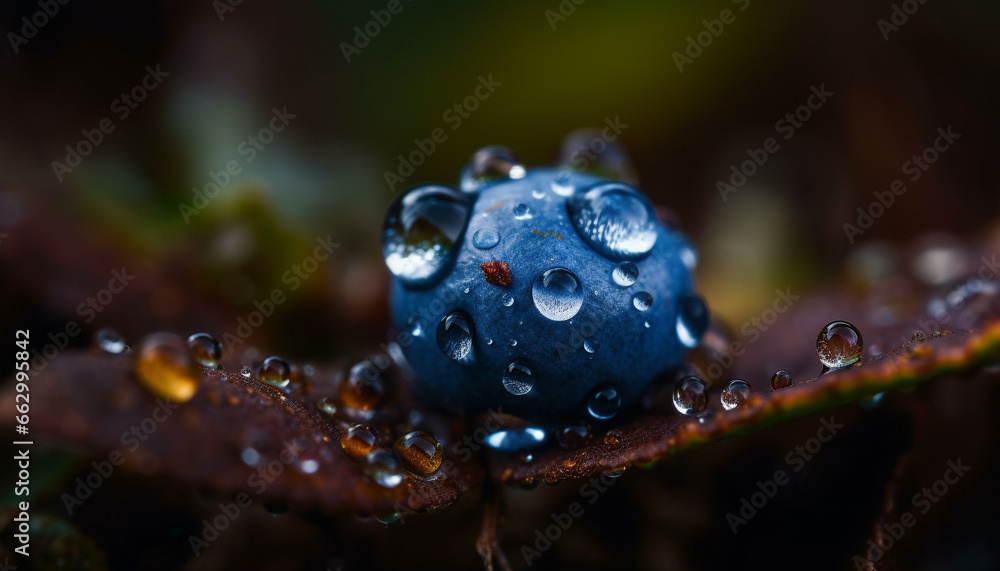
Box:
672, 375, 708, 415
393, 431, 443, 474
95, 328, 128, 354
556, 423, 592, 450
341, 424, 379, 460
363, 449, 404, 488
240, 366, 252, 378
816, 320, 864, 370
720, 379, 751, 411
603, 429, 623, 446
770, 370, 792, 391
187, 332, 222, 367
133, 333, 200, 403
258, 356, 291, 388
340, 361, 389, 412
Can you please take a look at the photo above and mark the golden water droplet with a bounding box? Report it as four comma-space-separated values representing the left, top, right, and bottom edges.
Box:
603, 429, 622, 446
187, 332, 222, 367
258, 356, 290, 387
341, 424, 378, 460
133, 333, 199, 402
339, 362, 388, 411
393, 431, 443, 474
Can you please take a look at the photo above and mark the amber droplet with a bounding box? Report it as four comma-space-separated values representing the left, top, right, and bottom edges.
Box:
133, 333, 199, 403
340, 362, 388, 411
258, 356, 291, 388
187, 332, 222, 367
341, 424, 378, 460
770, 370, 792, 391
480, 261, 513, 287
393, 431, 443, 474
316, 397, 338, 416
603, 429, 623, 446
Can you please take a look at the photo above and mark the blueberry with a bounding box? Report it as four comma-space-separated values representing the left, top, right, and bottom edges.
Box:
381, 144, 708, 430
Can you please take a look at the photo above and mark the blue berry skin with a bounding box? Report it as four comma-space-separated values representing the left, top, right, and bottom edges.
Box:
383, 162, 707, 429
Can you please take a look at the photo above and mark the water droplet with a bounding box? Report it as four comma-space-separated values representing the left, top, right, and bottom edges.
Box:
316, 397, 338, 416
532, 188, 546, 199
603, 429, 623, 446
676, 293, 709, 348
587, 384, 621, 420
632, 291, 653, 311
551, 170, 574, 196
364, 449, 403, 488
133, 333, 199, 403
297, 458, 320, 474
513, 203, 533, 220
436, 310, 474, 361
258, 356, 291, 388
241, 447, 261, 467
472, 227, 501, 250
406, 315, 426, 337
770, 370, 792, 391
383, 185, 469, 287
583, 339, 599, 353
502, 359, 534, 395
484, 427, 546, 451
532, 267, 584, 321
603, 466, 627, 478
721, 379, 751, 411
375, 513, 400, 524
340, 362, 388, 411
612, 262, 639, 287
240, 366, 251, 378
341, 424, 379, 460
95, 328, 127, 354
503, 294, 515, 307
187, 332, 222, 367
517, 450, 534, 463
509, 339, 517, 347
679, 240, 698, 270
486, 338, 494, 346
566, 182, 657, 260
644, 321, 650, 329
556, 424, 591, 449
559, 129, 636, 183
816, 321, 864, 369
672, 376, 707, 415
459, 145, 526, 192
394, 431, 443, 474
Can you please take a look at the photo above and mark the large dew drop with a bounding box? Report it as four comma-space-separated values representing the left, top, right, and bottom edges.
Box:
816, 320, 863, 369
566, 182, 658, 260
436, 310, 474, 361
258, 356, 290, 388
393, 431, 443, 474
341, 424, 379, 460
531, 267, 584, 321
133, 333, 199, 403
587, 384, 621, 420
676, 293, 709, 348
502, 359, 534, 395
459, 145, 526, 192
383, 185, 470, 287
187, 332, 222, 367
672, 376, 707, 415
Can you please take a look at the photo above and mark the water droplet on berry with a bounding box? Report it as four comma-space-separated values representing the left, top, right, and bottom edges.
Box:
566, 182, 657, 260
407, 315, 426, 337
472, 227, 501, 250
612, 262, 639, 287
672, 376, 707, 415
559, 129, 637, 183
721, 379, 751, 410
133, 333, 199, 403
340, 362, 388, 411
187, 332, 222, 367
95, 328, 128, 354
532, 267, 584, 321
459, 145, 526, 192
394, 431, 443, 474
364, 449, 403, 488
816, 321, 863, 369
502, 294, 515, 307
513, 203, 533, 220
502, 359, 534, 395
632, 291, 653, 311
557, 423, 592, 449
383, 185, 469, 287
436, 310, 474, 361
258, 356, 290, 388
509, 339, 518, 347
551, 169, 574, 196
583, 339, 599, 353
587, 384, 621, 420
484, 427, 547, 451
341, 424, 379, 460
676, 293, 709, 348
532, 188, 546, 199
644, 321, 650, 328
770, 370, 792, 390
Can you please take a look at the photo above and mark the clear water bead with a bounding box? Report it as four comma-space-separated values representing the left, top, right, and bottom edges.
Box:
459, 145, 526, 192
676, 293, 709, 348
532, 267, 584, 321
587, 384, 621, 420
816, 321, 863, 369
502, 359, 534, 395
472, 227, 500, 249
436, 311, 474, 361
612, 262, 639, 287
566, 182, 658, 260
672, 376, 708, 415
632, 291, 653, 311
382, 185, 470, 287
721, 379, 751, 411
